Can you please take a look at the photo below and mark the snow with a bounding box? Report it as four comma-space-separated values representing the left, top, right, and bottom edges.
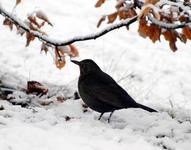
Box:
0, 0, 191, 150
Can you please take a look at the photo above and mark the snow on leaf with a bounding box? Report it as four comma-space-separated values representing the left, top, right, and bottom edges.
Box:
57, 46, 70, 54
16, 26, 25, 36
139, 7, 152, 20
115, 0, 125, 10
36, 10, 53, 26
28, 16, 42, 28
139, 4, 160, 20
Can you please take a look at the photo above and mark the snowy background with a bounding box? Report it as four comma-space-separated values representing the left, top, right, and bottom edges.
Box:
0, 0, 191, 150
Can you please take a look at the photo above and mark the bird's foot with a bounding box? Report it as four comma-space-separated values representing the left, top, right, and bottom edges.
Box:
98, 113, 104, 120
107, 111, 114, 123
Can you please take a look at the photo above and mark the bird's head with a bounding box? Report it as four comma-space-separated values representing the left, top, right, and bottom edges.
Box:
71, 59, 101, 75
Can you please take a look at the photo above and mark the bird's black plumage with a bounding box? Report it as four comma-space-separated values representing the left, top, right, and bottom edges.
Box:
72, 59, 157, 122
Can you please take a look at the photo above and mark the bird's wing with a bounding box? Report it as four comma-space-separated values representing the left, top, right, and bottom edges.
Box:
81, 72, 137, 108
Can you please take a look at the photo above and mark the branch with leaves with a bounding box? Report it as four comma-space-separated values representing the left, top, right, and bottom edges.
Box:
1, 0, 191, 70
0, 4, 138, 46
96, 0, 191, 51
0, 3, 79, 69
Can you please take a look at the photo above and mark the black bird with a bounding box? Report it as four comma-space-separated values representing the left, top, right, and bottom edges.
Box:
72, 59, 157, 122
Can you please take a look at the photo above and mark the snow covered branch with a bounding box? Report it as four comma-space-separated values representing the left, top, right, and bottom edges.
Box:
148, 15, 191, 29
1, 0, 191, 54
0, 4, 138, 46
1, 3, 190, 48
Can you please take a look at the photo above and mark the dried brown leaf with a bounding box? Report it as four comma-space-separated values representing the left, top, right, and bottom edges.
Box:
28, 22, 38, 31
138, 18, 150, 38
107, 12, 118, 23
97, 16, 106, 28
139, 7, 152, 20
178, 33, 187, 43
179, 15, 186, 22
163, 30, 178, 52
169, 41, 177, 52
55, 48, 66, 69
119, 9, 137, 20
57, 46, 67, 55
27, 81, 48, 96
16, 0, 21, 6
148, 24, 161, 43
127, 9, 137, 18
182, 27, 191, 40
3, 18, 13, 30
28, 16, 42, 28
118, 10, 127, 20
69, 44, 79, 57
41, 43, 49, 54
40, 21, 46, 28
40, 101, 53, 106
144, 0, 159, 4
16, 26, 25, 36
36, 11, 53, 26
115, 0, 125, 10
95, 0, 106, 7
57, 96, 65, 103
139, 5, 160, 20
26, 32, 35, 47
162, 30, 176, 41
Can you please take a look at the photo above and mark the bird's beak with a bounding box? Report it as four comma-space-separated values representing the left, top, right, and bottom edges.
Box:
71, 60, 80, 66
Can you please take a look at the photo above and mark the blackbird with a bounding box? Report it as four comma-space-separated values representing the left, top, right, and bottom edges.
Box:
72, 59, 157, 122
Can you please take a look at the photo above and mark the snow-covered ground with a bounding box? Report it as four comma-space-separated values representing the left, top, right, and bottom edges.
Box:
0, 0, 191, 150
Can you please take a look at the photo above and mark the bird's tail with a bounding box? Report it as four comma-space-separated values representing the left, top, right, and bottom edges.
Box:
136, 103, 157, 112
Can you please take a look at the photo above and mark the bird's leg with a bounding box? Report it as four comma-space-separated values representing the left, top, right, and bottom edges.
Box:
108, 111, 114, 123
98, 113, 104, 120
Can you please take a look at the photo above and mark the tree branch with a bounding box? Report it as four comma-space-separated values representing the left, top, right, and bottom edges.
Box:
0, 5, 138, 47
0, 4, 191, 48
148, 15, 191, 29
